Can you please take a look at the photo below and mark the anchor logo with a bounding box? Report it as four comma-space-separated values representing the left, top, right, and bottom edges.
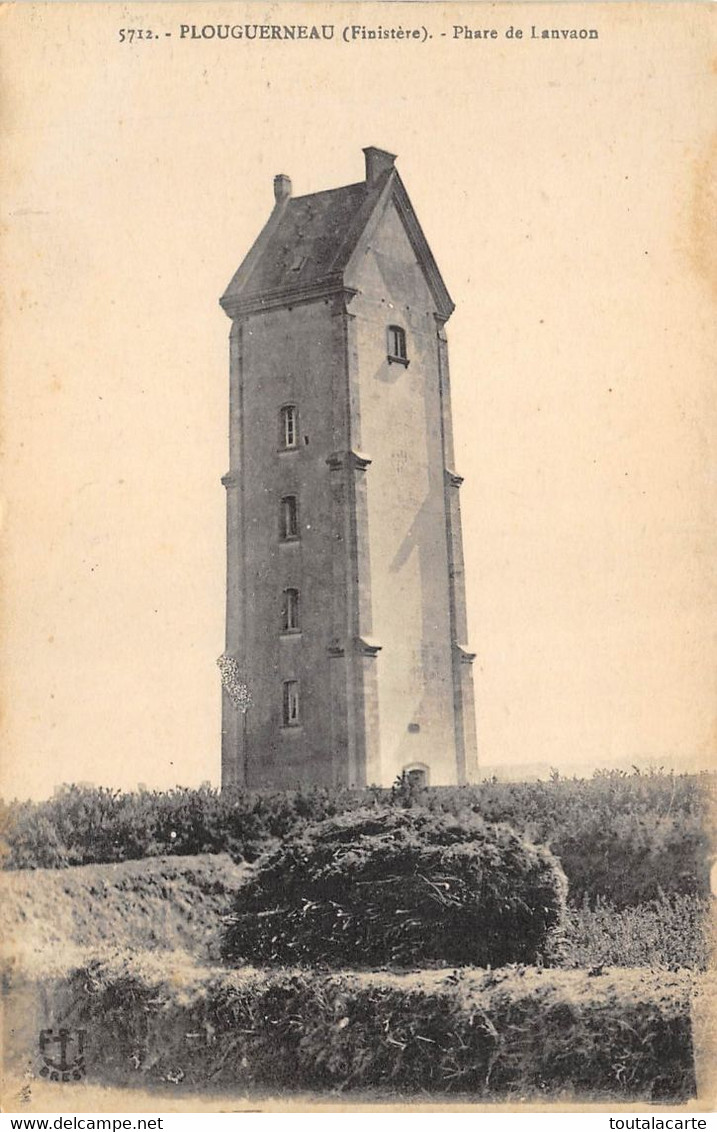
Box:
39, 1028, 86, 1082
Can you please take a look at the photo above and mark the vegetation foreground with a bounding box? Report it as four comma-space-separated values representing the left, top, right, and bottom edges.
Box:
2, 768, 714, 908
1, 852, 710, 976
35, 953, 700, 1101
221, 807, 568, 969
1, 769, 714, 1101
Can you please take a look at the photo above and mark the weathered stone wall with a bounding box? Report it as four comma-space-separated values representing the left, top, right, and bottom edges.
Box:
224, 299, 344, 787
348, 201, 459, 784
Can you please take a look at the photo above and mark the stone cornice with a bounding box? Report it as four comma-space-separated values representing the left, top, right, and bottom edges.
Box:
445, 469, 464, 488
326, 450, 373, 472
328, 637, 382, 658
454, 643, 476, 664
221, 279, 358, 320
357, 636, 382, 657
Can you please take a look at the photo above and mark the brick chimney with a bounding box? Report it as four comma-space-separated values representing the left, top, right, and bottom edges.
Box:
273, 174, 292, 203
363, 147, 397, 187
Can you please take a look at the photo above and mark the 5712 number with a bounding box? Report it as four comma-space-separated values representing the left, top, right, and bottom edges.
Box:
118, 29, 157, 42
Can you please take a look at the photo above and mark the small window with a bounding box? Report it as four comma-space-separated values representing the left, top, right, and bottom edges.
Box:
282, 588, 300, 632
280, 495, 299, 540
283, 680, 300, 726
387, 325, 408, 365
280, 405, 298, 450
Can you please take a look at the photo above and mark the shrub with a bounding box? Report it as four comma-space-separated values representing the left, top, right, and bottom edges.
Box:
221, 807, 567, 968
47, 953, 698, 1100
2, 770, 713, 911
0, 785, 291, 870
404, 769, 715, 907
547, 893, 713, 972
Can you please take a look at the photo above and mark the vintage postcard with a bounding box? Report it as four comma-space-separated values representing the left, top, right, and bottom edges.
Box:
1, 0, 715, 1115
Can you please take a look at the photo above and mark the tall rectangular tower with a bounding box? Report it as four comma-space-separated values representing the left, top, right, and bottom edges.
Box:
220, 147, 477, 788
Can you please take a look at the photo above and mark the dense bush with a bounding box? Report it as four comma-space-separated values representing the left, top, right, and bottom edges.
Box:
2, 769, 713, 909
49, 952, 698, 1099
0, 785, 298, 870
404, 770, 715, 908
548, 893, 713, 972
221, 807, 567, 968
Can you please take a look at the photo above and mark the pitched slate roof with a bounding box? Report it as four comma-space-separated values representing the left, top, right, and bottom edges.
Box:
234, 182, 366, 296
220, 150, 454, 320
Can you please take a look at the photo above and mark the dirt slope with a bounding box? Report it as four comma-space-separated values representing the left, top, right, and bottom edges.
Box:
0, 854, 249, 972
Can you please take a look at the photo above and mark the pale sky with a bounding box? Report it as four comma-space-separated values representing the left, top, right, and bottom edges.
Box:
2, 3, 715, 799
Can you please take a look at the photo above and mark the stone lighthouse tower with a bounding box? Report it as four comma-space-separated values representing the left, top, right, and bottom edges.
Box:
220, 146, 477, 789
